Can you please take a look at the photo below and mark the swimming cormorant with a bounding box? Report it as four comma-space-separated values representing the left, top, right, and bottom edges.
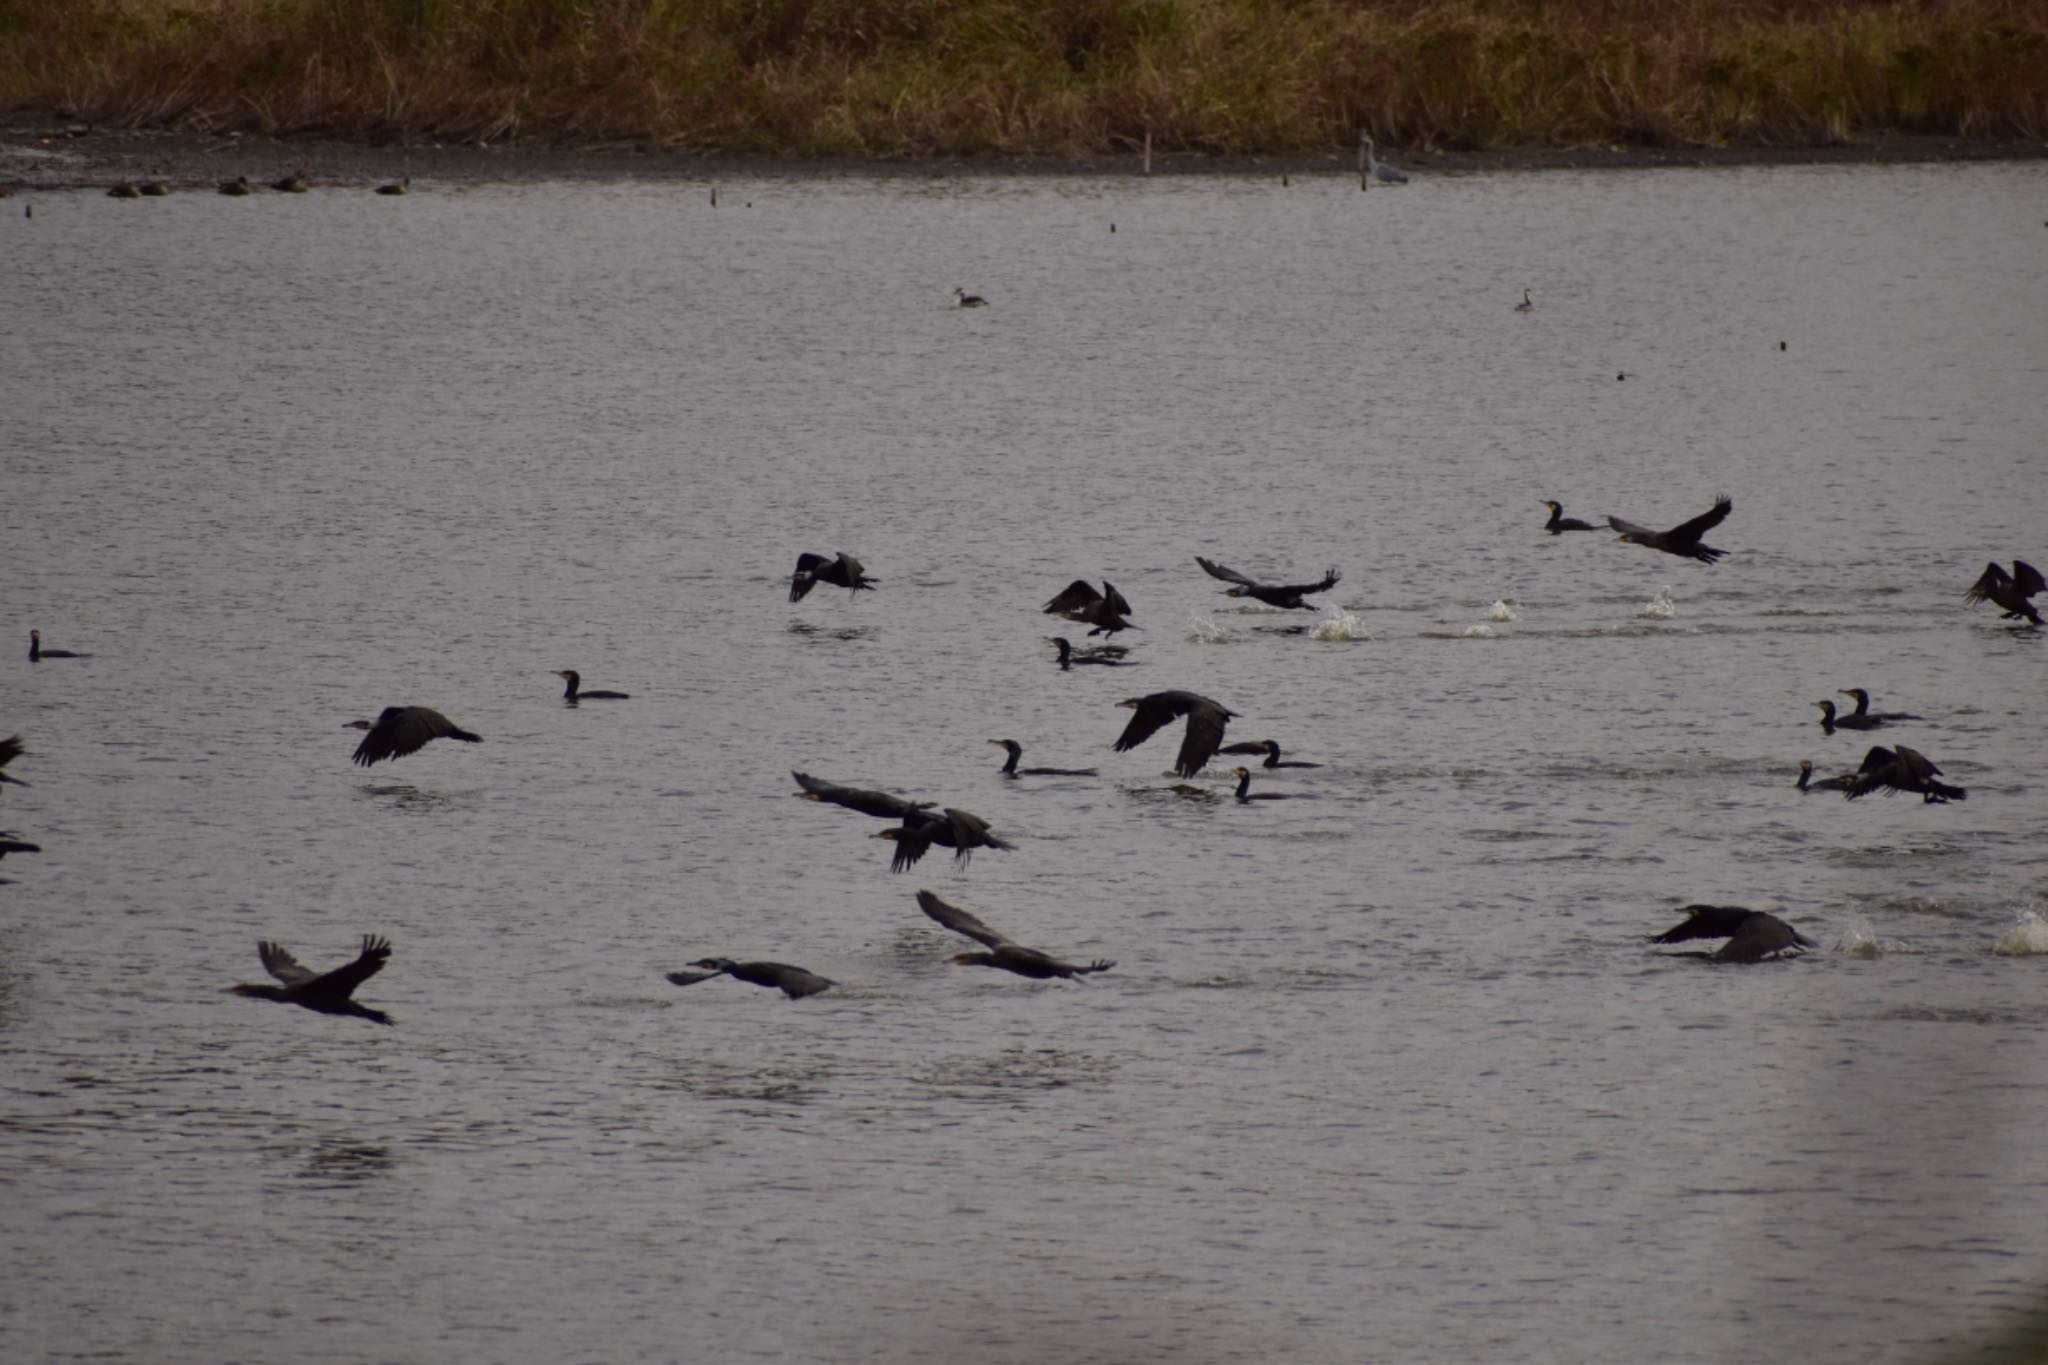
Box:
953, 287, 988, 308
1044, 580, 1135, 636
990, 740, 1098, 778
217, 175, 252, 196
791, 770, 933, 821
28, 631, 88, 661
1964, 560, 2043, 626
1219, 739, 1320, 769
557, 670, 630, 701
1840, 688, 1920, 723
1814, 699, 1885, 735
1844, 745, 1966, 803
1114, 690, 1237, 778
270, 169, 309, 193
347, 706, 482, 766
1795, 760, 1855, 793
666, 958, 834, 999
1515, 289, 1534, 313
138, 180, 170, 196
1194, 558, 1341, 609
1231, 768, 1315, 802
376, 177, 410, 196
876, 808, 1015, 872
915, 890, 1113, 980
1607, 495, 1732, 564
1541, 500, 1597, 533
1651, 906, 1813, 963
0, 735, 28, 787
1048, 637, 1134, 670
789, 551, 875, 603
229, 936, 393, 1024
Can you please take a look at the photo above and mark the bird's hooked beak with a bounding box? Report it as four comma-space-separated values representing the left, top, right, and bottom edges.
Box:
1116, 699, 1139, 710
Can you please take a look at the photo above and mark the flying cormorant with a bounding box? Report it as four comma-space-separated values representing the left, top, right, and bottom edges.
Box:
1048, 637, 1134, 670
557, 670, 630, 701
1844, 745, 1966, 803
1607, 495, 1732, 564
347, 707, 482, 766
1114, 690, 1237, 778
791, 770, 932, 821
915, 890, 1113, 980
1194, 558, 1341, 609
789, 551, 875, 603
1651, 906, 1813, 963
28, 631, 87, 661
989, 740, 1098, 778
1795, 760, 1855, 793
1840, 688, 1920, 723
1219, 739, 1320, 769
1044, 580, 1135, 636
666, 958, 834, 999
876, 808, 1015, 872
1964, 560, 2043, 626
229, 936, 394, 1024
1541, 500, 1597, 533
0, 735, 27, 787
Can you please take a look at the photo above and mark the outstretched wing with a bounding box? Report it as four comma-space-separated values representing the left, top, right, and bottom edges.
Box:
302, 936, 392, 1002
1113, 694, 1186, 753
665, 968, 721, 988
1100, 582, 1132, 618
790, 551, 828, 602
915, 890, 1013, 950
351, 707, 474, 766
2014, 561, 2046, 597
1605, 515, 1656, 538
792, 770, 930, 820
1650, 904, 1756, 944
1713, 913, 1808, 963
1196, 557, 1256, 587
1963, 562, 2009, 605
1664, 495, 1732, 542
1176, 699, 1235, 778
0, 734, 25, 785
1043, 580, 1104, 615
257, 941, 318, 987
1275, 569, 1341, 596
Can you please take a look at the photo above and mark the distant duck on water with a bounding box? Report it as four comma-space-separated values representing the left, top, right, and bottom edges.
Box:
954, 287, 988, 308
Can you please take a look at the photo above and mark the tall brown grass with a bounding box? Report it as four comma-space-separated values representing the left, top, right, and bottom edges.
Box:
1, 0, 2041, 154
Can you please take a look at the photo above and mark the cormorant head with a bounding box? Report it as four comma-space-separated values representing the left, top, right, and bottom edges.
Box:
1233, 767, 1251, 781
691, 958, 736, 973
557, 670, 580, 684
344, 719, 373, 731
1814, 700, 1835, 717
1798, 761, 1813, 774
990, 739, 1021, 754
1223, 586, 1248, 598
29, 631, 39, 643
1542, 500, 1559, 512
1841, 688, 1868, 704
873, 829, 903, 842
1614, 531, 1641, 545
952, 952, 996, 968
1116, 698, 1142, 710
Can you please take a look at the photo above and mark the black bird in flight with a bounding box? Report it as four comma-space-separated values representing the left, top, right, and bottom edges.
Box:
348, 707, 482, 766
1651, 906, 1813, 963
1964, 560, 2043, 626
229, 936, 394, 1024
789, 551, 875, 603
1114, 690, 1237, 778
1607, 495, 1732, 564
667, 958, 835, 999
1844, 745, 1966, 803
791, 770, 933, 821
1194, 557, 1341, 609
915, 890, 1112, 980
0, 734, 28, 787
1044, 580, 1135, 636
876, 808, 1015, 872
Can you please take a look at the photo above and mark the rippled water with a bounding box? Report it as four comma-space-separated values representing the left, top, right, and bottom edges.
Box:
5, 161, 2046, 1364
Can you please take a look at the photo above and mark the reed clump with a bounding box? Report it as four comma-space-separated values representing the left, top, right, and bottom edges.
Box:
1, 0, 2041, 154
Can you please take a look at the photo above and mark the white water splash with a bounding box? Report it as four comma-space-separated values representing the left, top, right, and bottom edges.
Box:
1460, 623, 1496, 638
1994, 912, 2048, 956
1639, 587, 1676, 619
1187, 615, 1232, 644
1310, 608, 1367, 641
1487, 599, 1517, 622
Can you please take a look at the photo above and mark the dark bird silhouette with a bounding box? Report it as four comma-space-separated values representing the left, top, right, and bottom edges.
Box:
1814, 699, 1886, 735
1515, 289, 1535, 313
0, 735, 28, 787
1795, 760, 1855, 793
1840, 688, 1920, 724
1231, 767, 1316, 802
557, 670, 630, 701
270, 169, 309, 193
375, 176, 411, 196
1964, 560, 2044, 626
1219, 739, 1320, 769
138, 180, 170, 196
1541, 500, 1597, 533
28, 631, 88, 662
791, 770, 932, 821
1044, 580, 1135, 636
1194, 557, 1341, 610
876, 808, 1015, 872
0, 832, 41, 858
953, 287, 989, 308
1047, 636, 1134, 670
229, 936, 394, 1024
347, 707, 482, 766
1844, 745, 1966, 803
1607, 495, 1732, 564
107, 182, 140, 199
217, 175, 252, 196
1114, 690, 1237, 778
990, 739, 1097, 778
1651, 906, 1813, 963
915, 890, 1112, 980
789, 551, 875, 603
666, 958, 834, 999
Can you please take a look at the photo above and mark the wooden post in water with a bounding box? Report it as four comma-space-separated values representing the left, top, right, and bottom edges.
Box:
1143, 131, 1152, 175
1358, 131, 1369, 191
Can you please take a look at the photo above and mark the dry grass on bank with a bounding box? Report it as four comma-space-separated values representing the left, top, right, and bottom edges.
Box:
1, 0, 2042, 155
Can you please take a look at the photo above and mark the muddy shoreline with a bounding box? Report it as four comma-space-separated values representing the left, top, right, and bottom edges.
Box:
5, 110, 2045, 192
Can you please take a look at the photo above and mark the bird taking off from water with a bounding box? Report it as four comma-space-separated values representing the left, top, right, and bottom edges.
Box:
1964, 560, 2042, 626
1651, 907, 1812, 964
789, 551, 875, 603
1044, 580, 1135, 636
1194, 558, 1341, 610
